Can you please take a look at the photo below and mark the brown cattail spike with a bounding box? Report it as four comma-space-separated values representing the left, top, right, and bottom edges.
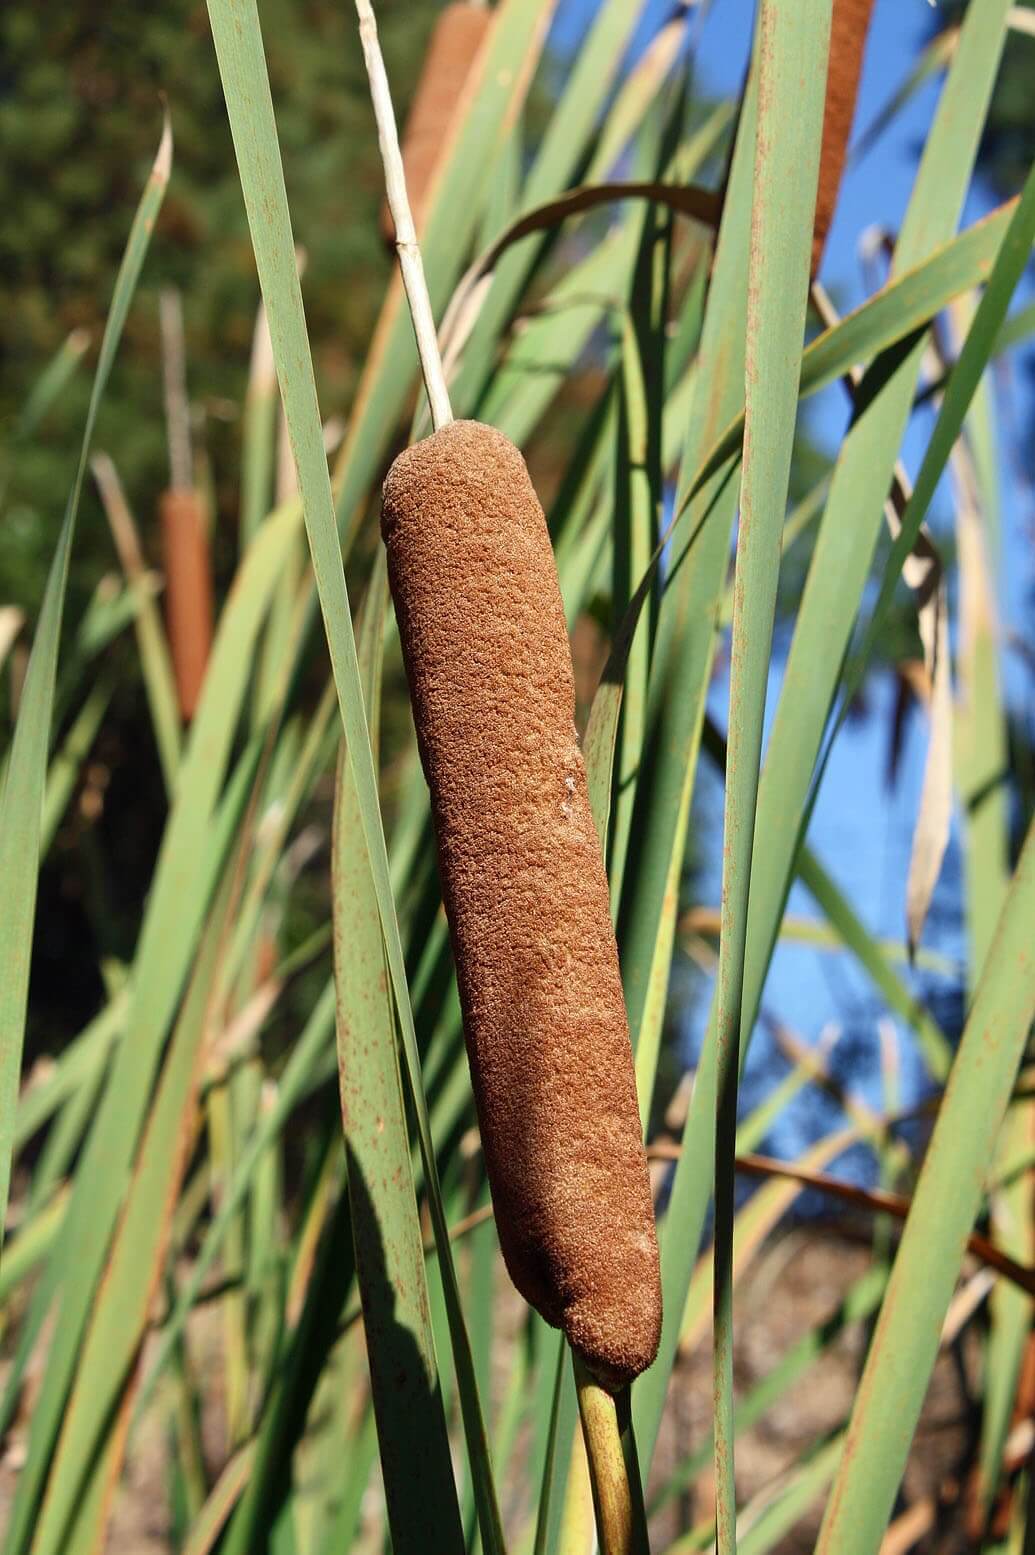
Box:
381, 3, 491, 245
159, 288, 213, 721
160, 489, 214, 721
812, 0, 876, 279
382, 420, 662, 1389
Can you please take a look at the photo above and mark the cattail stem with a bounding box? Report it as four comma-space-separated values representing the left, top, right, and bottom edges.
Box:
159, 288, 193, 491
353, 0, 453, 430
572, 1353, 649, 1555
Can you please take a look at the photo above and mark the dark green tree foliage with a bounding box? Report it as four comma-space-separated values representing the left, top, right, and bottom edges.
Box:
0, 0, 436, 615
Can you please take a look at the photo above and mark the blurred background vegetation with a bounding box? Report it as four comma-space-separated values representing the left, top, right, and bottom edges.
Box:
0, 0, 440, 615
0, 0, 449, 1059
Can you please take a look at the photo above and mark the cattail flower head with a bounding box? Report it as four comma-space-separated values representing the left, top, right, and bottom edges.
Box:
381, 419, 662, 1388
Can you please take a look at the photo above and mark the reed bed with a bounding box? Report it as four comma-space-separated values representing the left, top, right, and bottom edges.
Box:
1, 2, 1034, 1553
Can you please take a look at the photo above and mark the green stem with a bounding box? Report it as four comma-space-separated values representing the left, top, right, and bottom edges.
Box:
572, 1351, 649, 1555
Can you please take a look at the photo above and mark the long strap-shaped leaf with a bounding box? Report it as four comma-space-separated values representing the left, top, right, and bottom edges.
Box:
627, 26, 762, 1466
730, 0, 1012, 1063
711, 7, 832, 1548
815, 814, 1035, 1552
566, 191, 1019, 1131
29, 869, 238, 1555
633, 0, 1013, 1478
449, 0, 651, 416
817, 157, 1035, 781
782, 164, 1035, 1024
3, 706, 273, 1549
532, 315, 667, 1541
205, 4, 504, 1548
0, 118, 170, 1248
683, 196, 1021, 498
332, 556, 465, 1554
132, 978, 338, 1427
950, 295, 1021, 1522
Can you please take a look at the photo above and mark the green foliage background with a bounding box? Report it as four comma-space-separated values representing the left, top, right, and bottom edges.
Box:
0, 0, 435, 615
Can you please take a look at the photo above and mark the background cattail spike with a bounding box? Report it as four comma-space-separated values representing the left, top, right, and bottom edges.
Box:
812, 0, 877, 279
380, 4, 491, 248
158, 288, 213, 721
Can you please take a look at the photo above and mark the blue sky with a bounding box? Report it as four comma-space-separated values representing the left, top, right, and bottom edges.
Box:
549, 0, 1035, 1160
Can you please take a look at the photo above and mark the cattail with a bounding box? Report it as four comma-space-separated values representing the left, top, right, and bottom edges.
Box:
380, 2, 491, 245
381, 418, 662, 1389
160, 488, 213, 720
812, 0, 876, 279
159, 288, 212, 720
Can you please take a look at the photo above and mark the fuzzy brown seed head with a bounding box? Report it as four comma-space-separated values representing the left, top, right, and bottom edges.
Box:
381, 3, 491, 246
160, 488, 213, 721
812, 0, 876, 280
381, 420, 662, 1387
